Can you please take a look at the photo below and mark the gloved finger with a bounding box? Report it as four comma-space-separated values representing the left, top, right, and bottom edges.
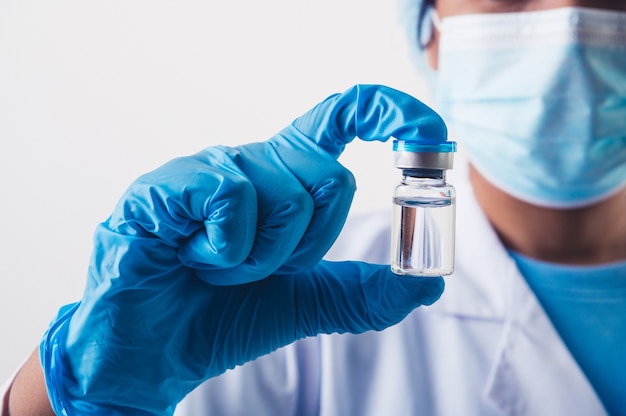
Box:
192, 143, 316, 285
293, 260, 444, 338
111, 152, 259, 269
290, 84, 447, 159
268, 131, 357, 273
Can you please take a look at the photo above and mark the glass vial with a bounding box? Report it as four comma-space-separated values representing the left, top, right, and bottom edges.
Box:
391, 140, 456, 277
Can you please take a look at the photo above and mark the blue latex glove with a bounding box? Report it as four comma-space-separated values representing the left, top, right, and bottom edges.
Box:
40, 84, 447, 415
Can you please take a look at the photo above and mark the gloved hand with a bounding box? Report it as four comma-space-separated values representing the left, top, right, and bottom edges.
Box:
40, 84, 448, 415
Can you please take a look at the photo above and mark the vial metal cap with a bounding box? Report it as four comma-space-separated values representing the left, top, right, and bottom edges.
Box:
393, 138, 457, 170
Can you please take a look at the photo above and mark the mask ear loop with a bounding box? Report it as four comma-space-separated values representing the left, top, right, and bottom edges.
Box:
431, 8, 442, 31
419, 4, 442, 47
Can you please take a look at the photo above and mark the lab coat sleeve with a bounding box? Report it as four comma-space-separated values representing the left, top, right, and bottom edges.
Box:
1, 377, 11, 415
0, 357, 28, 415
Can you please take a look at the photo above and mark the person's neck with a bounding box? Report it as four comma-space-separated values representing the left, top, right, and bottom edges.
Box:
469, 164, 626, 265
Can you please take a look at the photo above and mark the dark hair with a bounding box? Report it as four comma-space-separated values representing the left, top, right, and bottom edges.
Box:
417, 0, 436, 49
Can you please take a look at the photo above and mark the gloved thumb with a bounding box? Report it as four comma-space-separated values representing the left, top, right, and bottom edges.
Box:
290, 84, 447, 159
293, 260, 444, 338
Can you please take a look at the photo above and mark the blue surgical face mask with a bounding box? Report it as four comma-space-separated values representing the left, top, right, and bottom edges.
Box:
433, 7, 626, 208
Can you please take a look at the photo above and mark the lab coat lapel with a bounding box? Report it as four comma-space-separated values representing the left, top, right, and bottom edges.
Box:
482, 266, 606, 416
442, 164, 605, 415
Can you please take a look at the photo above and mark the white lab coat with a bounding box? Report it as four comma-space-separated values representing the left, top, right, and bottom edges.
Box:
0, 163, 606, 415
175, 163, 606, 416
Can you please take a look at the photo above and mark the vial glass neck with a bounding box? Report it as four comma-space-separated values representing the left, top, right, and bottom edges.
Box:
401, 168, 446, 180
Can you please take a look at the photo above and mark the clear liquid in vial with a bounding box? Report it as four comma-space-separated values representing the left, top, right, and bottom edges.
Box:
391, 196, 455, 276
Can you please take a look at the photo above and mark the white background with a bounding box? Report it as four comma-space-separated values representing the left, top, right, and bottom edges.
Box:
0, 0, 432, 381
